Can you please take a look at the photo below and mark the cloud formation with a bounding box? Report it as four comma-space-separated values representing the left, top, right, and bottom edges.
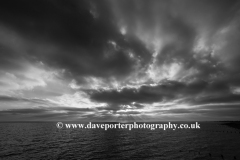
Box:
0, 0, 240, 121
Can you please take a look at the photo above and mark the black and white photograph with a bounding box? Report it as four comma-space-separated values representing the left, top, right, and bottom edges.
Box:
0, 0, 240, 159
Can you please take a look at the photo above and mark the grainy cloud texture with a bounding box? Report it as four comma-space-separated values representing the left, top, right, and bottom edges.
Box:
0, 0, 240, 121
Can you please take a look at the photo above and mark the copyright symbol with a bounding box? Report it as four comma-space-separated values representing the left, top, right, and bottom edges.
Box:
56, 122, 63, 129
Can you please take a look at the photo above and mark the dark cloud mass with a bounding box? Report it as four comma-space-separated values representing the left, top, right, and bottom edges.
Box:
0, 0, 151, 81
89, 80, 235, 106
0, 0, 240, 121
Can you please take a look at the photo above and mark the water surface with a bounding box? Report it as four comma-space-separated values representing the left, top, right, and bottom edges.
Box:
0, 122, 240, 160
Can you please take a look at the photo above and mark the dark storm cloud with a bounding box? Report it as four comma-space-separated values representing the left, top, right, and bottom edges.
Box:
115, 0, 240, 83
150, 0, 239, 82
0, 44, 24, 70
89, 80, 190, 104
0, 96, 24, 102
0, 0, 239, 83
0, 0, 151, 82
1, 0, 240, 121
89, 79, 236, 106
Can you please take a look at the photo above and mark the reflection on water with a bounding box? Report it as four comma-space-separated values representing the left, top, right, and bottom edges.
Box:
0, 122, 240, 160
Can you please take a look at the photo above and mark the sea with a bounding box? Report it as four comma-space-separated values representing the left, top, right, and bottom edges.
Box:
0, 122, 240, 160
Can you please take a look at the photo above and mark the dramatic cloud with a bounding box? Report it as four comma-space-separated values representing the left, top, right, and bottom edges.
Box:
0, 0, 240, 121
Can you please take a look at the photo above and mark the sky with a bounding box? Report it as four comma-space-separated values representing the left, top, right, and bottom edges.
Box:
0, 0, 240, 121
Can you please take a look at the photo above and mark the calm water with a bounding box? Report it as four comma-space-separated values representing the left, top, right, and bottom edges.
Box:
0, 122, 240, 160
